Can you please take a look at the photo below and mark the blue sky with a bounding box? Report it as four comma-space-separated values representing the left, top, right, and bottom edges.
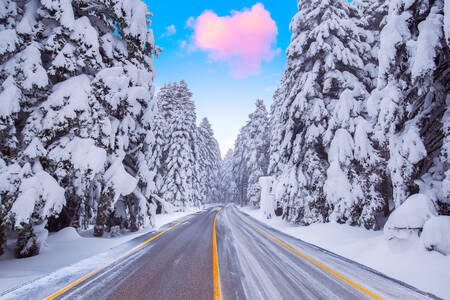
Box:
144, 1, 298, 155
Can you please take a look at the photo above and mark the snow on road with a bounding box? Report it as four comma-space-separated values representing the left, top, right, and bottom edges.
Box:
241, 206, 450, 299
0, 210, 198, 295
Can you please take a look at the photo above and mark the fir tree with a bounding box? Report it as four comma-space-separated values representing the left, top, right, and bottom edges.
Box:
0, 0, 159, 252
367, 0, 449, 211
270, 0, 378, 225
160, 81, 199, 208
232, 123, 250, 206
245, 100, 270, 208
218, 149, 238, 204
197, 118, 222, 204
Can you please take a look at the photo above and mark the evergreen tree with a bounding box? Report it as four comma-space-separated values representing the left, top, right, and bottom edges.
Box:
270, 0, 378, 225
218, 149, 238, 204
232, 123, 250, 206
245, 100, 270, 208
160, 81, 199, 208
0, 0, 159, 253
197, 118, 222, 204
231, 100, 270, 207
367, 0, 449, 212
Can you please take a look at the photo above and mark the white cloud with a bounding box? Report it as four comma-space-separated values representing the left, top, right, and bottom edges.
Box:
185, 16, 195, 29
160, 25, 176, 38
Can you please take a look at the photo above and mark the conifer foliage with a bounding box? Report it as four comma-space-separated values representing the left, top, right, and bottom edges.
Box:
0, 0, 226, 258
0, 0, 224, 256
197, 118, 222, 204
225, 0, 448, 236
158, 81, 198, 208
231, 100, 270, 207
158, 82, 222, 208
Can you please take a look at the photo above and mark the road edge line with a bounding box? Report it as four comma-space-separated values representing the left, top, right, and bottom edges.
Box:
44, 213, 197, 300
213, 207, 223, 300
235, 209, 383, 300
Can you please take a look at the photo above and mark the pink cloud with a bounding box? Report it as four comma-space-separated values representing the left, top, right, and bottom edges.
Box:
190, 3, 279, 78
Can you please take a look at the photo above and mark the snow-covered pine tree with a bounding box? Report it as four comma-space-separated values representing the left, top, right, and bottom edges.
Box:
87, 0, 157, 236
159, 81, 199, 209
367, 0, 449, 213
269, 0, 383, 226
245, 100, 270, 208
0, 0, 70, 256
218, 149, 238, 204
137, 97, 167, 211
232, 123, 250, 206
0, 0, 159, 253
197, 118, 222, 204
231, 100, 270, 207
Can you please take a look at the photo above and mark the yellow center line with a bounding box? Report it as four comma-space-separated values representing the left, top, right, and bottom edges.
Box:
44, 213, 198, 300
235, 210, 383, 300
213, 207, 223, 300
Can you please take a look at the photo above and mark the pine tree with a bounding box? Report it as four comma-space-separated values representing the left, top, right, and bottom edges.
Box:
137, 98, 167, 213
367, 0, 449, 211
269, 0, 378, 225
160, 81, 199, 208
218, 149, 238, 204
245, 100, 270, 208
232, 123, 250, 206
197, 118, 222, 204
0, 0, 159, 252
86, 0, 157, 236
230, 100, 270, 207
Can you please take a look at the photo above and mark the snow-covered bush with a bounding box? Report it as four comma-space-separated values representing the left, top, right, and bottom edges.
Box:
421, 216, 450, 255
384, 194, 437, 241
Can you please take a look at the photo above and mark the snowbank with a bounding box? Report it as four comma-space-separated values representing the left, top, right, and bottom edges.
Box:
50, 227, 81, 242
384, 194, 437, 241
421, 216, 450, 255
242, 206, 450, 299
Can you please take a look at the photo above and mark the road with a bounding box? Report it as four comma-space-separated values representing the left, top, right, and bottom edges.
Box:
3, 205, 440, 300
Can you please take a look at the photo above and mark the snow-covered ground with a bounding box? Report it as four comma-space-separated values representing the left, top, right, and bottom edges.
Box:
0, 210, 198, 294
241, 207, 450, 299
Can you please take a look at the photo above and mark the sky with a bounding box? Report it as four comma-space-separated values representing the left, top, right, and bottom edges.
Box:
144, 1, 298, 156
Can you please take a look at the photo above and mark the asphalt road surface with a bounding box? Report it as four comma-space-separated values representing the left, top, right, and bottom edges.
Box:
4, 205, 441, 300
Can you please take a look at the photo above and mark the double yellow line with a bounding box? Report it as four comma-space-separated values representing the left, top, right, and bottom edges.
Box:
44, 214, 196, 300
